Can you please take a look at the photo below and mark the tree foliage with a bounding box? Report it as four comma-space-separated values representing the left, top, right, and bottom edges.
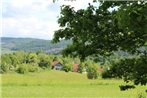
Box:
107, 54, 147, 85
1, 51, 99, 74
0, 51, 51, 73
52, 1, 147, 84
38, 53, 51, 68
52, 1, 147, 60
87, 64, 99, 79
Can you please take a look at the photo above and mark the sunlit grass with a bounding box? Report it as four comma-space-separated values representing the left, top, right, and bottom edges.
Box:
1, 70, 147, 98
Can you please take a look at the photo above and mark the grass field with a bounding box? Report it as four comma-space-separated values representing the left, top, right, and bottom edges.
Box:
1, 70, 147, 98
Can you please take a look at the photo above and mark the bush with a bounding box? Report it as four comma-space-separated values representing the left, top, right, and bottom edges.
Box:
1, 63, 11, 73
86, 65, 98, 79
17, 63, 40, 74
119, 85, 135, 91
110, 55, 147, 85
1, 54, 12, 73
17, 64, 29, 74
28, 64, 40, 72
77, 63, 84, 73
102, 70, 113, 78
62, 64, 71, 72
38, 53, 51, 69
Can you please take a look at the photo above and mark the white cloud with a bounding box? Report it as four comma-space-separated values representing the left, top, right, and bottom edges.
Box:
11, 0, 32, 8
2, 0, 95, 40
3, 16, 58, 39
8, 0, 51, 8
2, 0, 58, 39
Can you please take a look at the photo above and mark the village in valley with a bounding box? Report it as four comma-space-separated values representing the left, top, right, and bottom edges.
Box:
1, 0, 147, 98
52, 56, 108, 74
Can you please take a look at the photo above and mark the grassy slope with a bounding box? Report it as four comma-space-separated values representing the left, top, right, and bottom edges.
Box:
1, 70, 147, 98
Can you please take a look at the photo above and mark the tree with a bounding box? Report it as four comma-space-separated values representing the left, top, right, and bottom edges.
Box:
38, 53, 51, 68
52, 1, 147, 60
14, 51, 27, 64
27, 53, 39, 64
86, 63, 99, 79
108, 55, 147, 85
9, 54, 20, 67
1, 54, 12, 72
52, 1, 147, 84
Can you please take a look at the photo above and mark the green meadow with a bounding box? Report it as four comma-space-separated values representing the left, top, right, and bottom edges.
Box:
1, 70, 147, 98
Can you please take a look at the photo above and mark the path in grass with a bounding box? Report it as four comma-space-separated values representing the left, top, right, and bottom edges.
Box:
1, 70, 147, 98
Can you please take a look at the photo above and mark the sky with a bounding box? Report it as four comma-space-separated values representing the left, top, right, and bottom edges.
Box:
2, 0, 98, 40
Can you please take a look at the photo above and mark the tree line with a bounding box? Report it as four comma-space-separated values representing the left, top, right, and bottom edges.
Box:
0, 51, 102, 79
1, 50, 147, 91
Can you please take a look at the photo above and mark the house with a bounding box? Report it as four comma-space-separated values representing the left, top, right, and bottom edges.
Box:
99, 66, 104, 73
73, 63, 87, 73
73, 63, 79, 72
52, 57, 63, 70
52, 61, 63, 70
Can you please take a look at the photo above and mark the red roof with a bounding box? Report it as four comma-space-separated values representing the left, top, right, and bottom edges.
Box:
99, 67, 104, 73
73, 64, 79, 72
52, 61, 60, 66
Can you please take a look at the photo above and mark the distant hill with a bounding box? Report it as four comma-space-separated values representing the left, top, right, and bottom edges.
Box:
1, 37, 71, 54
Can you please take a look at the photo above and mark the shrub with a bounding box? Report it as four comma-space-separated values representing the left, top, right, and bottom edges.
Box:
86, 65, 98, 79
77, 63, 84, 73
0, 63, 10, 73
102, 70, 113, 78
1, 54, 12, 73
17, 63, 40, 74
28, 64, 40, 72
39, 59, 51, 68
119, 85, 135, 91
27, 53, 39, 63
62, 64, 71, 72
38, 53, 51, 69
17, 64, 29, 74
110, 55, 147, 85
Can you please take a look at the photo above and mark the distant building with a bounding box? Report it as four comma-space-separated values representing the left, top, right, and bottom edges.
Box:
99, 66, 104, 73
52, 61, 63, 70
52, 57, 63, 70
73, 63, 79, 72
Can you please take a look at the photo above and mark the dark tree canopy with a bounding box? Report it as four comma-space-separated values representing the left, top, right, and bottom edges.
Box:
52, 1, 147, 60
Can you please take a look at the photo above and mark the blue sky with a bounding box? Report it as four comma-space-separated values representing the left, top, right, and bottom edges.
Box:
2, 0, 97, 40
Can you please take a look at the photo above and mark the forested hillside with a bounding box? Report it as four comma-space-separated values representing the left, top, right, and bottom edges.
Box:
1, 37, 71, 54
